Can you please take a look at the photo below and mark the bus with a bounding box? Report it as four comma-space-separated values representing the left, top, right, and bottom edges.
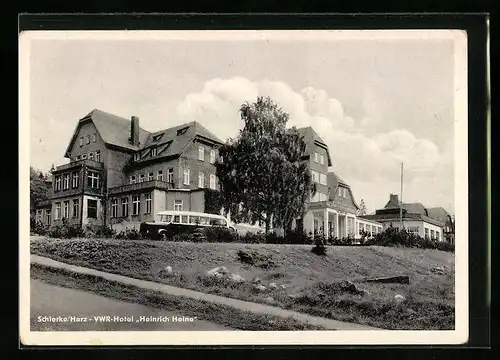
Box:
139, 210, 236, 240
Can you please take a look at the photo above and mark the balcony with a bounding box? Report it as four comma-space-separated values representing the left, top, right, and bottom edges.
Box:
54, 159, 104, 173
108, 180, 174, 195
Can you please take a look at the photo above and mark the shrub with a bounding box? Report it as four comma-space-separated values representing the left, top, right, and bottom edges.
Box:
436, 241, 455, 252
283, 230, 313, 245
238, 232, 266, 244
114, 227, 143, 240
203, 226, 239, 243
311, 234, 327, 256
30, 217, 48, 236
364, 227, 453, 252
85, 225, 116, 239
46, 218, 85, 239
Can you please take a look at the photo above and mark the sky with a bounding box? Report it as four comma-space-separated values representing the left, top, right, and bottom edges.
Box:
27, 31, 459, 214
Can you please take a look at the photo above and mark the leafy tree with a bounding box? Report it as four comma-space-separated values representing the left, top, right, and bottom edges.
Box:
216, 96, 315, 234
358, 198, 367, 216
30, 166, 50, 214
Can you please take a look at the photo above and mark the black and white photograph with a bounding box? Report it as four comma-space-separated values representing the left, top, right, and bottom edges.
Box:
20, 28, 468, 345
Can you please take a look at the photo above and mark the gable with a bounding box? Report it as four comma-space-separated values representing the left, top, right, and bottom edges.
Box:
297, 126, 332, 166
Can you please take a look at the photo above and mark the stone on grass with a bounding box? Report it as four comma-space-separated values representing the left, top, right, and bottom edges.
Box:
359, 289, 370, 297
268, 282, 278, 289
207, 267, 222, 276
254, 284, 266, 292
164, 266, 173, 274
279, 284, 287, 290
394, 294, 406, 303
230, 274, 245, 283
265, 296, 275, 304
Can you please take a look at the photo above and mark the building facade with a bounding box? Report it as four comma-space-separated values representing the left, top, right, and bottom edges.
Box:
291, 127, 383, 240
360, 194, 454, 243
35, 109, 223, 231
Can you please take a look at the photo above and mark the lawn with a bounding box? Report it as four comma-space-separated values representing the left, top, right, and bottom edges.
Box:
30, 237, 455, 330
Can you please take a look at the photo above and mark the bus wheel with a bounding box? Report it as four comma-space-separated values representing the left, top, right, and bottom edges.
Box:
160, 232, 168, 241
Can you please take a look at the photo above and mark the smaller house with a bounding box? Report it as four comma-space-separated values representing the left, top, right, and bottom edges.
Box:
360, 194, 454, 243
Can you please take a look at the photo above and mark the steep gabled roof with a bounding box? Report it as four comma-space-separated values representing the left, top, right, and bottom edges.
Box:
326, 171, 359, 209
144, 121, 223, 148
402, 202, 427, 215
297, 126, 332, 166
65, 109, 150, 156
426, 207, 452, 224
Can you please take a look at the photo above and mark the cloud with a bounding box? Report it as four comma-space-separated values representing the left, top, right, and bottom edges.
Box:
174, 77, 453, 213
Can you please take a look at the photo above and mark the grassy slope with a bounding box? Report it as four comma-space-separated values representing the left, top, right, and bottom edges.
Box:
31, 263, 324, 331
30, 238, 455, 330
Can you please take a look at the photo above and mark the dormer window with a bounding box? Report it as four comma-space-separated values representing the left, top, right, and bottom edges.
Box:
79, 137, 84, 147
85, 135, 90, 145
151, 147, 157, 157
133, 153, 140, 161
92, 133, 97, 142
320, 154, 324, 165
177, 126, 189, 136
152, 133, 164, 142
314, 152, 319, 163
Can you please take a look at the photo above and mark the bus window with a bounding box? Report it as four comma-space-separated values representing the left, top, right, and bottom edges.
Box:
190, 216, 200, 224
200, 217, 209, 225
173, 215, 180, 223
181, 215, 188, 224
211, 218, 227, 226
166, 215, 172, 222
159, 214, 173, 223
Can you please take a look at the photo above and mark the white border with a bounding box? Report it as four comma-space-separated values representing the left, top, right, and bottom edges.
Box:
19, 29, 468, 346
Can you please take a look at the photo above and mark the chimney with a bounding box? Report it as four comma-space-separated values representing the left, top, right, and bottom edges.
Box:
389, 193, 399, 205
131, 116, 140, 146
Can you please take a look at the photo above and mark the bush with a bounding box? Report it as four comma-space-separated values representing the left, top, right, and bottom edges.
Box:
364, 227, 453, 252
30, 216, 48, 236
203, 226, 239, 243
114, 227, 143, 240
85, 225, 116, 239
311, 234, 327, 256
46, 218, 85, 239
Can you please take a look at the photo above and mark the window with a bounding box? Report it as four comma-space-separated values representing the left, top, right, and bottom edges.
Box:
85, 135, 90, 145
198, 146, 204, 161
425, 228, 430, 239
210, 174, 216, 190
81, 153, 87, 160
75, 155, 80, 161
147, 172, 154, 181
130, 175, 136, 184
407, 226, 419, 234
95, 150, 101, 162
132, 195, 140, 215
92, 133, 97, 142
36, 210, 42, 223
87, 199, 98, 218
183, 168, 190, 185
167, 168, 174, 183
72, 199, 80, 218
87, 171, 100, 188
145, 193, 152, 214
157, 170, 163, 181
319, 173, 327, 185
320, 154, 325, 165
176, 126, 189, 136
46, 209, 51, 226
63, 174, 70, 190
430, 229, 435, 240
134, 153, 140, 161
151, 148, 157, 157
314, 152, 319, 163
138, 174, 145, 183
121, 197, 129, 217
55, 175, 62, 191
436, 231, 440, 242
198, 172, 205, 188
55, 202, 61, 220
210, 149, 216, 163
174, 200, 183, 211
152, 133, 164, 142
88, 152, 94, 160
311, 170, 318, 183
79, 137, 84, 147
63, 201, 70, 219
72, 172, 79, 188
181, 215, 188, 224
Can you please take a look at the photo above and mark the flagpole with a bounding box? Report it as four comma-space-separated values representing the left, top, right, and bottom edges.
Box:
400, 162, 403, 229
